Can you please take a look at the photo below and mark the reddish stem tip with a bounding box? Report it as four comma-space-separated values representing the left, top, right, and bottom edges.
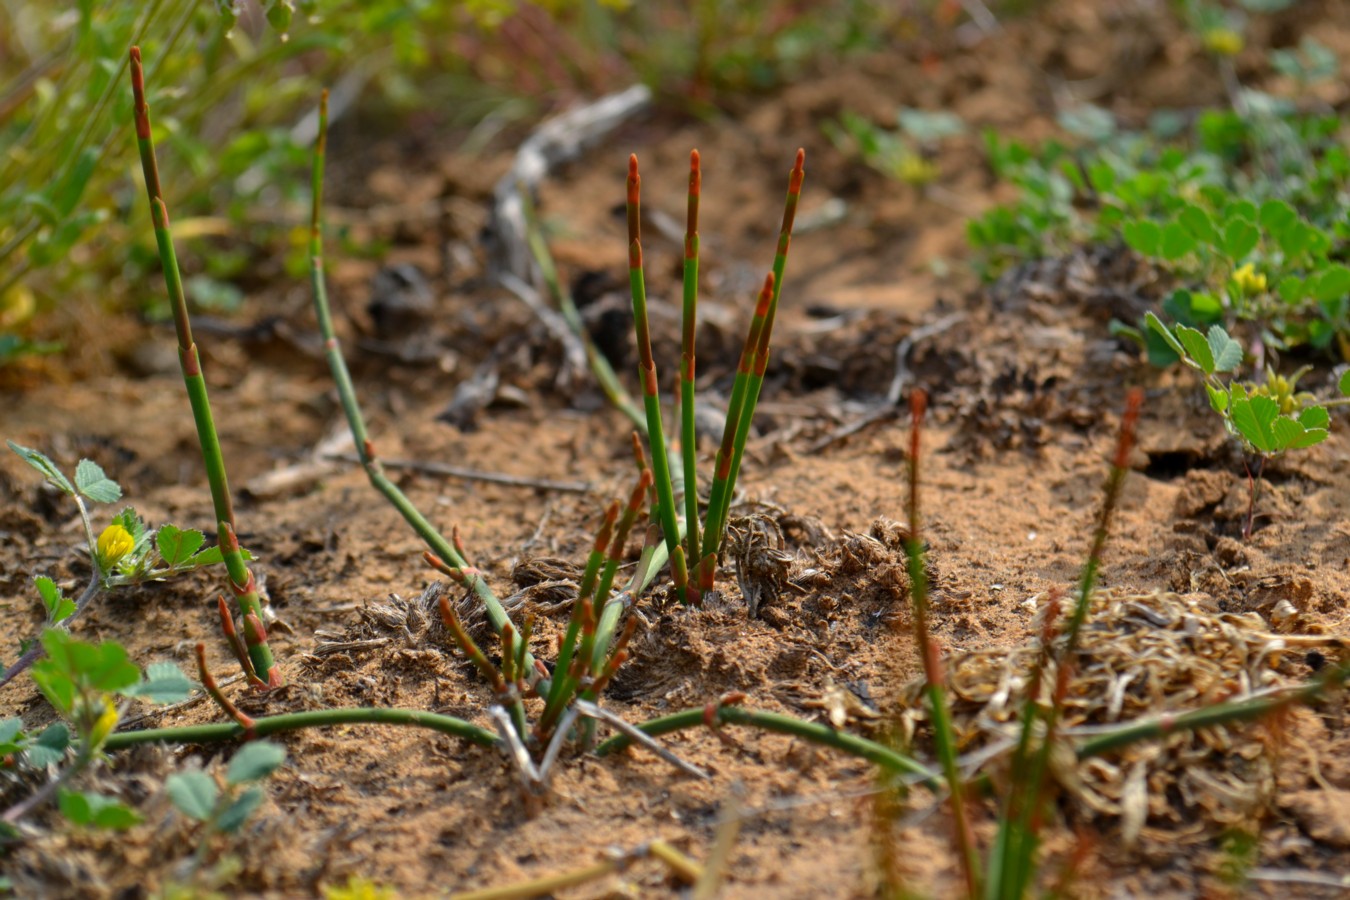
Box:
910, 387, 928, 422
790, 148, 806, 192
1113, 387, 1144, 469
690, 149, 701, 193
754, 273, 775, 316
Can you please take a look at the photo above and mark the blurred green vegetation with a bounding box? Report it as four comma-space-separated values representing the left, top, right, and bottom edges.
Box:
0, 0, 919, 366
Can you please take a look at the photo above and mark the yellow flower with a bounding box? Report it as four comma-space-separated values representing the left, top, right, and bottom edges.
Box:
89, 698, 120, 747
324, 877, 399, 900
97, 524, 135, 570
1202, 27, 1244, 58
1232, 263, 1267, 297
897, 153, 938, 187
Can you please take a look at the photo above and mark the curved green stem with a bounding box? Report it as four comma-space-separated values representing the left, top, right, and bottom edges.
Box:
307, 91, 532, 674
593, 704, 939, 788
105, 707, 500, 750
1076, 661, 1350, 760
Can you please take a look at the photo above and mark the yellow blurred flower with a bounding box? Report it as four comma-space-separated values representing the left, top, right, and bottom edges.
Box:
1232, 263, 1267, 296
1203, 27, 1244, 57
89, 698, 120, 747
324, 877, 399, 900
898, 154, 939, 187
97, 524, 135, 570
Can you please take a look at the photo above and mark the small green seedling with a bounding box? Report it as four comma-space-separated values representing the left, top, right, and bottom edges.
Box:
4, 442, 245, 685
1146, 313, 1350, 534
2, 630, 192, 836
167, 740, 287, 869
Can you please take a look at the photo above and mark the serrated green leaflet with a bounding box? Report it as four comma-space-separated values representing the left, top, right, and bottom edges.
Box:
7, 441, 74, 494
125, 661, 193, 704
1299, 406, 1330, 431
74, 460, 122, 504
1276, 275, 1304, 305
1257, 198, 1298, 239
1222, 218, 1259, 260
1206, 383, 1229, 412
226, 740, 287, 785
1175, 325, 1214, 373
1205, 326, 1243, 373
1178, 204, 1218, 245
1311, 264, 1350, 303
37, 630, 141, 698
1271, 416, 1327, 450
1229, 390, 1280, 454
167, 771, 219, 821
1160, 221, 1195, 261
1340, 370, 1350, 397
34, 575, 75, 624
26, 723, 70, 768
1123, 219, 1161, 257
0, 718, 21, 745
156, 524, 205, 568
1145, 313, 1186, 358
216, 786, 266, 833
58, 789, 141, 830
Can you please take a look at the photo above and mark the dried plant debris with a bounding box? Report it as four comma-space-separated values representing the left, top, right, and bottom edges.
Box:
897, 588, 1348, 847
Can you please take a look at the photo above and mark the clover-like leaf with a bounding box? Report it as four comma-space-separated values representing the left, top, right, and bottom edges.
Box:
1123, 219, 1162, 257
1175, 325, 1214, 374
167, 771, 219, 821
1222, 217, 1259, 260
1206, 383, 1229, 413
74, 460, 122, 504
156, 524, 205, 569
25, 723, 70, 768
1179, 204, 1219, 245
58, 789, 142, 830
1310, 264, 1350, 304
1340, 369, 1350, 397
1145, 312, 1187, 359
226, 740, 287, 785
7, 441, 74, 494
216, 786, 266, 834
1257, 198, 1298, 241
1229, 388, 1280, 454
1205, 325, 1243, 373
124, 661, 193, 704
34, 576, 75, 624
1159, 221, 1196, 261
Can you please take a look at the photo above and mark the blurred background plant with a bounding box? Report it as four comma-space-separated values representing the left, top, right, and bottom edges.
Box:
0, 0, 934, 369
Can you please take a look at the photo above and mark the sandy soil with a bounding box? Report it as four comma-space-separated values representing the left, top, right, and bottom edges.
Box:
2, 2, 1349, 897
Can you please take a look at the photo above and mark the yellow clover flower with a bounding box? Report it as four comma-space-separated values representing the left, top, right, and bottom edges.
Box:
1232, 263, 1267, 297
96, 523, 135, 570
897, 153, 939, 187
89, 698, 120, 747
1202, 27, 1244, 58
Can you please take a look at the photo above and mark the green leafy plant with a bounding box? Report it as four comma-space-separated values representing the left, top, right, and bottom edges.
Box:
167, 740, 287, 868
2, 630, 192, 836
2, 442, 245, 687
1146, 313, 1350, 535
825, 107, 965, 187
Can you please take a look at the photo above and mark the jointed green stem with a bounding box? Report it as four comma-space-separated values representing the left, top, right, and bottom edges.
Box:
105, 707, 499, 751
904, 391, 981, 896
702, 150, 806, 576
130, 47, 276, 685
1075, 660, 1350, 759
990, 389, 1142, 899
308, 90, 533, 675
680, 150, 703, 581
594, 703, 939, 787
626, 154, 688, 605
